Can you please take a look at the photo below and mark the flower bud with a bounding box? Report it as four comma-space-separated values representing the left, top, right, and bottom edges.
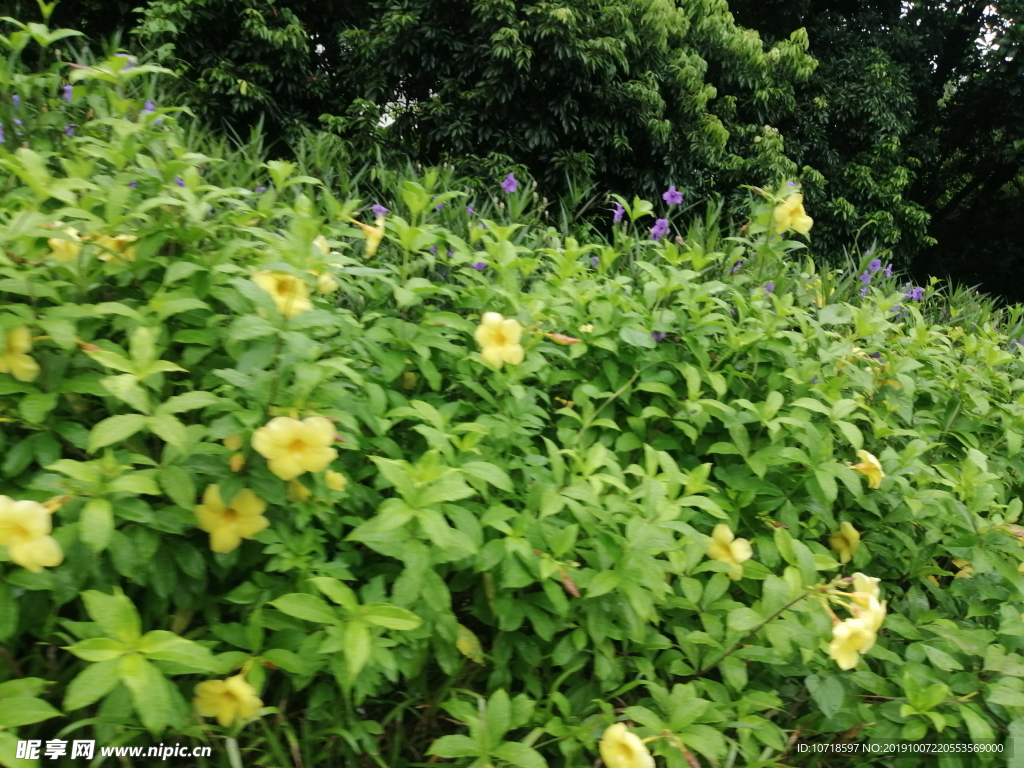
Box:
229, 454, 245, 473
223, 434, 243, 451
325, 471, 348, 492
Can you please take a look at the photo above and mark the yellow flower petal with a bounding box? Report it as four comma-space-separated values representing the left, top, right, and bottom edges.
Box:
598, 723, 655, 768
325, 471, 347, 492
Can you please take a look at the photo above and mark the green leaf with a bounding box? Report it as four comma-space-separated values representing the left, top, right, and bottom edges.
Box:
344, 619, 372, 679
63, 658, 121, 710
491, 741, 546, 768
88, 414, 148, 453
0, 731, 35, 768
107, 473, 162, 495
80, 589, 141, 643
461, 461, 514, 492
587, 570, 620, 598
619, 326, 657, 349
0, 698, 62, 728
487, 689, 512, 747
64, 637, 129, 662
920, 643, 964, 672
79, 498, 114, 553
101, 374, 151, 414
427, 735, 479, 758
0, 583, 18, 640
270, 594, 339, 624
148, 414, 188, 450
156, 390, 222, 415
19, 392, 58, 423
805, 673, 845, 720
119, 653, 170, 735
159, 466, 197, 509
309, 578, 360, 612
359, 603, 423, 631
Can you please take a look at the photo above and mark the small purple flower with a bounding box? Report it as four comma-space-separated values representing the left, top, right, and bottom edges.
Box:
591, 256, 600, 267
441, 271, 448, 277
467, 204, 477, 215
730, 309, 736, 314
890, 305, 901, 312
663, 185, 683, 205
860, 271, 871, 286
612, 202, 625, 223
12, 95, 19, 107
141, 99, 156, 114
786, 181, 796, 187
116, 53, 136, 71
0, 124, 5, 144
860, 287, 870, 298
868, 259, 882, 272
371, 204, 388, 218
446, 250, 452, 258
868, 352, 881, 360
652, 332, 668, 342
501, 173, 518, 193
174, 176, 185, 187
430, 245, 438, 254
764, 282, 775, 294
650, 218, 669, 241
64, 124, 76, 137
731, 259, 743, 274
433, 195, 443, 211
255, 186, 266, 193
811, 376, 818, 384
63, 85, 73, 102
883, 263, 893, 277
904, 286, 924, 301
129, 180, 137, 189
472, 262, 488, 270
481, 223, 489, 230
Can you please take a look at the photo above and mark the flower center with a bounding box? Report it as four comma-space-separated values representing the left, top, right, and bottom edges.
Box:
288, 439, 307, 453
5, 524, 31, 543
222, 508, 239, 524
275, 282, 292, 297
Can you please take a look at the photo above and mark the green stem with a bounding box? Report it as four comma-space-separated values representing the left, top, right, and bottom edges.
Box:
225, 738, 243, 768
574, 363, 656, 447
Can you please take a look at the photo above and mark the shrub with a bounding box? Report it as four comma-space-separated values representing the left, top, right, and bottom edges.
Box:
4, 19, 1024, 768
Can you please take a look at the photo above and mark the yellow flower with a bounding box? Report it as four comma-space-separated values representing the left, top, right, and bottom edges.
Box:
287, 479, 312, 502
251, 271, 314, 318
308, 270, 339, 293
706, 523, 753, 581
773, 193, 814, 235
325, 471, 348, 492
193, 674, 263, 728
229, 454, 246, 473
251, 416, 338, 481
350, 216, 385, 259
828, 617, 876, 670
952, 558, 973, 579
47, 227, 82, 263
0, 496, 64, 573
850, 572, 880, 602
194, 485, 269, 554
850, 450, 885, 489
313, 235, 330, 256
816, 294, 826, 308
598, 723, 655, 768
829, 522, 860, 564
473, 312, 525, 369
856, 596, 887, 633
578, 324, 594, 333
223, 435, 243, 451
0, 326, 40, 383
926, 574, 941, 587
94, 234, 138, 264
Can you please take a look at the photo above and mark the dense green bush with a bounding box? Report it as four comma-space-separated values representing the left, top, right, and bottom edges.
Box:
7, 18, 1024, 768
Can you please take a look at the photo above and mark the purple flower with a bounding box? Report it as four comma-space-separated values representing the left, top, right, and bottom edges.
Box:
868, 352, 881, 360
883, 263, 893, 277
860, 287, 870, 297
154, 119, 163, 126
868, 259, 882, 272
174, 176, 185, 187
663, 185, 683, 205
730, 309, 736, 314
446, 250, 452, 258
650, 218, 669, 241
255, 186, 266, 193
904, 286, 924, 301
472, 262, 488, 270
433, 195, 443, 211
811, 376, 817, 383
764, 282, 775, 294
64, 124, 76, 137
63, 85, 73, 102
786, 181, 796, 187
731, 259, 743, 274
591, 256, 600, 267
612, 202, 625, 223
371, 204, 388, 218
12, 95, 19, 107
890, 305, 901, 312
141, 99, 156, 115
481, 223, 489, 230
501, 173, 518, 193
441, 271, 448, 277
467, 204, 477, 215
0, 124, 5, 144
652, 332, 668, 342
430, 246, 438, 254
129, 180, 137, 189
860, 271, 871, 286
116, 53, 136, 71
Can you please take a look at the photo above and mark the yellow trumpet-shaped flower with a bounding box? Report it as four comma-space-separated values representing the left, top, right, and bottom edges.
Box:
474, 312, 525, 369
707, 523, 753, 581
829, 522, 861, 564
952, 558, 973, 579
0, 496, 64, 573
287, 479, 312, 502
598, 723, 655, 768
0, 326, 40, 383
850, 450, 885, 489
855, 595, 887, 634
194, 485, 269, 554
773, 193, 814, 235
578, 324, 594, 333
309, 270, 339, 293
229, 454, 246, 473
48, 227, 82, 263
313, 235, 330, 256
251, 271, 314, 318
349, 216, 386, 259
325, 471, 348, 492
193, 674, 264, 728
251, 416, 338, 481
94, 234, 138, 264
828, 617, 876, 671
850, 572, 881, 603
